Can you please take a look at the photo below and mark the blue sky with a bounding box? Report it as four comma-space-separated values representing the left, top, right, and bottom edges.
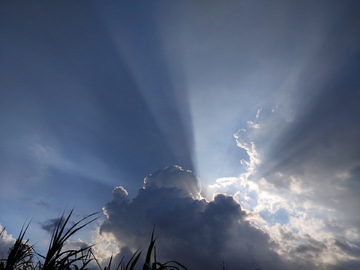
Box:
1, 1, 360, 269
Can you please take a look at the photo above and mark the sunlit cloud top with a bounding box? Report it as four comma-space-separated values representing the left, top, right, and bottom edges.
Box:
1, 1, 360, 269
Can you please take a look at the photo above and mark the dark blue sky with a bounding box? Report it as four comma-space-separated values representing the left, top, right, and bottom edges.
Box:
1, 1, 195, 205
1, 1, 360, 269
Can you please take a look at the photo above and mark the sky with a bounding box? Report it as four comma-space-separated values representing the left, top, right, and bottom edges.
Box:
1, 1, 360, 269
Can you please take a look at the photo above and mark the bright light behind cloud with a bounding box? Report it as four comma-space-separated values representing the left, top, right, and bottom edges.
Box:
208, 106, 360, 268
1, 1, 360, 269
91, 3, 360, 267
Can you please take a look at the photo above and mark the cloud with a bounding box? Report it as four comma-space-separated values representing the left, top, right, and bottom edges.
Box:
296, 244, 323, 255
99, 166, 295, 270
333, 239, 360, 258
63, 238, 91, 252
144, 165, 201, 199
40, 217, 75, 234
0, 225, 15, 260
207, 101, 360, 268
295, 234, 327, 257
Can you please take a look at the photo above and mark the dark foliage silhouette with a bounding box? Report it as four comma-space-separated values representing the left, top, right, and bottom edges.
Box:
0, 211, 188, 270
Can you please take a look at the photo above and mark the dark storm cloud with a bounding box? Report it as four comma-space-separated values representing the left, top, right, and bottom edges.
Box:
99, 166, 301, 270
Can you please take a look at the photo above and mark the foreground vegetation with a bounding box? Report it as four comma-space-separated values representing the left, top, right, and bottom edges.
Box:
0, 210, 187, 270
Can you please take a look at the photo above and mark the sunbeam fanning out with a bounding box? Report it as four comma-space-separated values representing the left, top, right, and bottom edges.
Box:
1, 1, 360, 270
97, 1, 195, 173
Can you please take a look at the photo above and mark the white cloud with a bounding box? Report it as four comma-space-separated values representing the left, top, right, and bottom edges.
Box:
256, 108, 262, 118
91, 99, 360, 269
98, 166, 302, 270
0, 225, 16, 259
143, 165, 201, 199
207, 107, 360, 268
247, 120, 260, 129
90, 226, 119, 265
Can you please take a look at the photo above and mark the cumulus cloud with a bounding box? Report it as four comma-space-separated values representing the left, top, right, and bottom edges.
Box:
0, 225, 15, 260
99, 166, 295, 270
144, 165, 201, 199
96, 90, 360, 269
209, 104, 360, 269
62, 238, 91, 252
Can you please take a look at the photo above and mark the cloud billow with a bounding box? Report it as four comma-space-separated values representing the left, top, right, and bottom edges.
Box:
99, 166, 290, 270
0, 225, 15, 260
144, 165, 202, 199
221, 103, 360, 269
